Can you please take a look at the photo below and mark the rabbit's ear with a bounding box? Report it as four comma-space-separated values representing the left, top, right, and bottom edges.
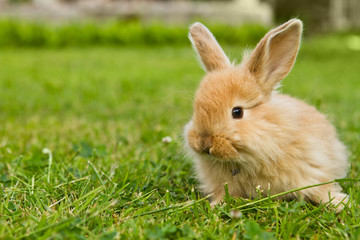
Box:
189, 22, 231, 72
245, 19, 302, 94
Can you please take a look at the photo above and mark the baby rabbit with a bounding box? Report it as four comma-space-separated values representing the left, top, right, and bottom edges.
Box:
184, 19, 349, 210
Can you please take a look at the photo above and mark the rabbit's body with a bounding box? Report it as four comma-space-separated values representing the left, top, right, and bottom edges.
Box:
184, 20, 349, 209
186, 87, 348, 204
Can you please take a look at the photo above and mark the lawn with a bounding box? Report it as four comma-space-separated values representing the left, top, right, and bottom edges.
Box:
0, 34, 359, 239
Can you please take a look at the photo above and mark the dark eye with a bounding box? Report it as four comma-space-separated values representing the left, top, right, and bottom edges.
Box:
232, 107, 243, 119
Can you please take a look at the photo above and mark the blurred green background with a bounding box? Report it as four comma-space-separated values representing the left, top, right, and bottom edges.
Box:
0, 0, 360, 239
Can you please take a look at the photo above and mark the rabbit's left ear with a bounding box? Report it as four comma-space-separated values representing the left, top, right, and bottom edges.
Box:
245, 19, 302, 94
189, 22, 231, 72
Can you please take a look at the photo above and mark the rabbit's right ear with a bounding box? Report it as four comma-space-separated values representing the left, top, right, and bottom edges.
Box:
189, 22, 231, 72
245, 19, 303, 95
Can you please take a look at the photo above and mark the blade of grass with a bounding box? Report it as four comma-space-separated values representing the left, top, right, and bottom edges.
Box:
17, 218, 76, 239
234, 179, 360, 210
53, 175, 90, 188
88, 160, 105, 186
64, 185, 105, 209
48, 197, 66, 209
117, 189, 157, 209
133, 194, 211, 218
295, 202, 328, 222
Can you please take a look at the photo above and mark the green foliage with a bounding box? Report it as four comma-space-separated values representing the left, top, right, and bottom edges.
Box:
0, 34, 359, 239
8, 0, 32, 3
0, 18, 268, 47
244, 221, 275, 240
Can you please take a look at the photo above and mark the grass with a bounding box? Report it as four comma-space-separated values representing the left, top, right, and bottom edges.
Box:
0, 19, 268, 47
0, 33, 359, 239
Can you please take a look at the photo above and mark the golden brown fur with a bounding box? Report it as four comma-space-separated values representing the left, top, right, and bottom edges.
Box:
184, 19, 349, 210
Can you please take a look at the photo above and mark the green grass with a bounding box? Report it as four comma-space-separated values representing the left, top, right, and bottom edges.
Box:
0, 34, 359, 239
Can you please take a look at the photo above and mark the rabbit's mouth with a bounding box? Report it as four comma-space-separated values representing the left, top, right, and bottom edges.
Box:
185, 123, 241, 161
192, 135, 240, 161
207, 135, 239, 160
204, 139, 252, 162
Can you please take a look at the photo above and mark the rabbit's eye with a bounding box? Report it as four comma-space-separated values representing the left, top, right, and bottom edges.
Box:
232, 107, 243, 119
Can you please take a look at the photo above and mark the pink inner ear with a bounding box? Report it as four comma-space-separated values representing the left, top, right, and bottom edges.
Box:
245, 20, 302, 94
189, 23, 231, 72
266, 24, 302, 80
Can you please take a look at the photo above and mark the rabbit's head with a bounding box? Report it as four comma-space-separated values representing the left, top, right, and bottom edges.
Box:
185, 19, 303, 162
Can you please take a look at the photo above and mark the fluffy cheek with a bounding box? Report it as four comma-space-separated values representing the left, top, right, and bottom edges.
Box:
186, 131, 202, 154
184, 121, 201, 154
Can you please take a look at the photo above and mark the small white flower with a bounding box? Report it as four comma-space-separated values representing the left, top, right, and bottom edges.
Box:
256, 185, 264, 193
229, 210, 242, 219
43, 148, 53, 183
162, 136, 172, 143
42, 148, 51, 154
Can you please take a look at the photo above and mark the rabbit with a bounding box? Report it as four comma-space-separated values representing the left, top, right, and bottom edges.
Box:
184, 19, 350, 210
